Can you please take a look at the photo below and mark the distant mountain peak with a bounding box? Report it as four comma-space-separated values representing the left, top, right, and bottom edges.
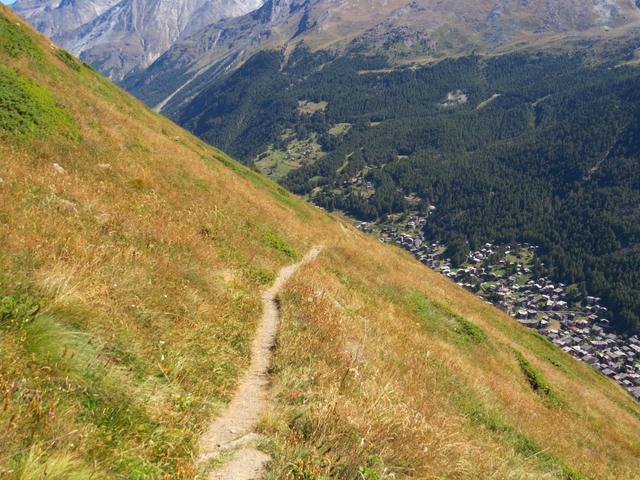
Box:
12, 0, 264, 79
120, 0, 640, 114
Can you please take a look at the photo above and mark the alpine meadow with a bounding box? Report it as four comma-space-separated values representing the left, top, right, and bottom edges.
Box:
1, 2, 640, 480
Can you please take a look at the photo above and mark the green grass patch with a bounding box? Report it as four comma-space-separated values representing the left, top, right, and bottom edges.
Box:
255, 148, 295, 179
405, 290, 485, 345
465, 406, 588, 480
22, 314, 102, 380
126, 137, 150, 152
55, 48, 82, 71
0, 282, 194, 478
244, 266, 275, 285
255, 135, 324, 181
455, 317, 486, 344
406, 290, 456, 336
0, 291, 42, 329
515, 351, 561, 406
546, 356, 564, 370
12, 448, 101, 480
439, 358, 588, 480
0, 65, 76, 139
298, 100, 327, 115
262, 229, 297, 259
480, 281, 497, 290
0, 15, 43, 61
103, 341, 149, 381
328, 123, 352, 136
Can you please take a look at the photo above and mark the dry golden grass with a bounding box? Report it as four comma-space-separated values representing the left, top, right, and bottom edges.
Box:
297, 100, 329, 115
0, 6, 332, 477
1, 5, 639, 479
264, 240, 640, 479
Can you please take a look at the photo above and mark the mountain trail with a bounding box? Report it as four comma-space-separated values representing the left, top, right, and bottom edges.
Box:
198, 245, 324, 479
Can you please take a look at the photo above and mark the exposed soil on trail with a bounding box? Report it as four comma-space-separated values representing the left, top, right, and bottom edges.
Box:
198, 246, 324, 479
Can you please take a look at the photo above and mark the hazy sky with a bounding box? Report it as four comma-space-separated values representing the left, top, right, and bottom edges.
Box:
2, 1, 16, 4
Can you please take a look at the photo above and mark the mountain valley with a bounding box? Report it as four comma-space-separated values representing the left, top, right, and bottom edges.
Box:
143, 44, 640, 337
2, 2, 640, 478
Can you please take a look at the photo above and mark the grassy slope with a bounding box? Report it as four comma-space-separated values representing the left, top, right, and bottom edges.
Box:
0, 5, 639, 479
269, 248, 640, 479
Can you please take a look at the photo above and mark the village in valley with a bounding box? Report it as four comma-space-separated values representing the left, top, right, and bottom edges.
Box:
357, 213, 640, 402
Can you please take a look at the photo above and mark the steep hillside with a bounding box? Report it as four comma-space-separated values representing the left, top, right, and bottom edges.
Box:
12, 0, 263, 80
1, 5, 640, 480
162, 44, 640, 336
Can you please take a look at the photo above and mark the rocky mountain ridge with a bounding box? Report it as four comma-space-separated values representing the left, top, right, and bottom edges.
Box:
12, 0, 264, 79
15, 1, 640, 98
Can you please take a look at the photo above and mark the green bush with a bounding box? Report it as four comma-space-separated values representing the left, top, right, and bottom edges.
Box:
0, 292, 42, 328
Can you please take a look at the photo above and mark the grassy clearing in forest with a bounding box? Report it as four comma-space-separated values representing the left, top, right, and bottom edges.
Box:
297, 100, 328, 115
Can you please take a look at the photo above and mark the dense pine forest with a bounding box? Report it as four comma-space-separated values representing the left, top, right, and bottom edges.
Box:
167, 45, 640, 335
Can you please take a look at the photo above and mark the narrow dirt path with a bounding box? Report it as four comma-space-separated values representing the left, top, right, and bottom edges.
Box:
198, 246, 324, 479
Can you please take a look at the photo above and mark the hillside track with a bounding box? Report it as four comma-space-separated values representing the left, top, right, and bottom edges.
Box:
199, 246, 324, 479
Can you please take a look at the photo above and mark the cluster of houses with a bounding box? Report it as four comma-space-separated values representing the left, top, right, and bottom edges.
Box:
341, 168, 376, 194
358, 215, 640, 402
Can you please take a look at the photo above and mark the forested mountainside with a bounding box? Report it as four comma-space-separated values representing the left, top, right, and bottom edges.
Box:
123, 0, 640, 111
161, 44, 640, 336
2, 5, 640, 479
11, 0, 263, 80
